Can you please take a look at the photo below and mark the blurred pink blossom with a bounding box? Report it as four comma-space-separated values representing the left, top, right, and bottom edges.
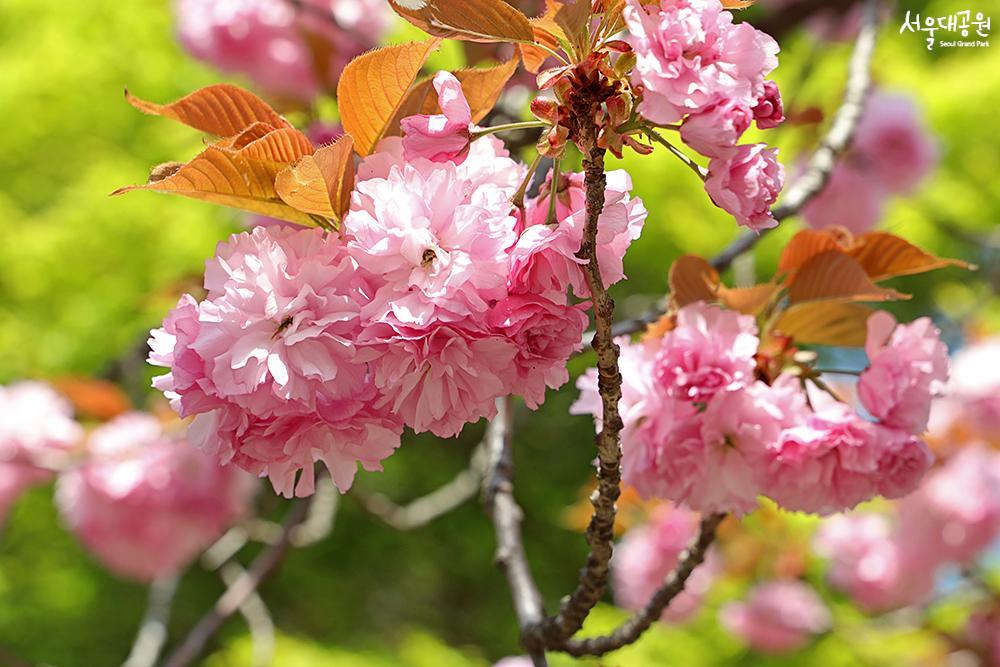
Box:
613, 504, 718, 622
174, 0, 391, 101
57, 414, 254, 581
720, 580, 831, 653
802, 162, 887, 234
853, 91, 939, 194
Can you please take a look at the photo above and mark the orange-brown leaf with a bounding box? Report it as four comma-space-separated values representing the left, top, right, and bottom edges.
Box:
218, 122, 279, 150
388, 0, 534, 43
777, 228, 848, 277
669, 255, 720, 308
385, 59, 519, 135
717, 282, 779, 315
125, 84, 291, 136
275, 135, 355, 220
773, 302, 874, 347
337, 40, 441, 156
53, 377, 132, 421
721, 0, 755, 8
847, 232, 973, 282
788, 251, 910, 304
553, 0, 593, 50
113, 145, 316, 226
236, 127, 315, 167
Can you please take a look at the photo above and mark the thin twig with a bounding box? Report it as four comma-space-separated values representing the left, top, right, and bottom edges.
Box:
161, 498, 311, 667
358, 445, 486, 531
588, 0, 883, 342
483, 397, 549, 667
557, 513, 726, 656
122, 575, 180, 667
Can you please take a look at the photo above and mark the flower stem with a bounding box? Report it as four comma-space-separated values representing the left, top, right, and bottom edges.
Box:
640, 125, 709, 181
472, 121, 548, 141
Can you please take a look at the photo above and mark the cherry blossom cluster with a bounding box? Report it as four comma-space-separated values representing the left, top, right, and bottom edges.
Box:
149, 73, 648, 498
803, 91, 939, 234
0, 382, 253, 582
174, 0, 391, 102
815, 334, 1000, 612
624, 0, 786, 231
573, 302, 947, 516
720, 579, 831, 654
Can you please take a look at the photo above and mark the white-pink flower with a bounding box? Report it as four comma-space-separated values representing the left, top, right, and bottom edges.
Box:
57, 414, 254, 581
613, 504, 718, 622
0, 382, 81, 523
174, 0, 391, 101
401, 71, 474, 164
347, 159, 518, 326
859, 312, 949, 434
752, 80, 784, 129
509, 170, 647, 299
705, 143, 784, 232
653, 301, 759, 402
720, 580, 831, 654
486, 294, 588, 409
624, 0, 779, 124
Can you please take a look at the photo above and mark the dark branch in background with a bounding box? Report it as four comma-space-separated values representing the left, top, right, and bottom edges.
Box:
161, 498, 312, 667
123, 575, 180, 667
358, 444, 486, 531
602, 0, 882, 341
756, 0, 865, 42
558, 513, 726, 657
483, 397, 549, 667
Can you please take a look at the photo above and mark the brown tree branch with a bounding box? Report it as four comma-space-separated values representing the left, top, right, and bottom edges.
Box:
597, 0, 882, 341
556, 513, 726, 656
483, 396, 549, 667
357, 444, 486, 531
160, 498, 311, 667
539, 117, 624, 644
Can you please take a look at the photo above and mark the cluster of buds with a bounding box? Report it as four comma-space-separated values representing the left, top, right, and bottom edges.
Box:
530, 43, 651, 159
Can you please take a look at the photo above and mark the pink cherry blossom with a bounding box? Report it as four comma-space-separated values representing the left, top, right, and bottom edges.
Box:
859, 312, 949, 434
765, 405, 881, 515
624, 0, 780, 124
368, 325, 517, 438
346, 160, 517, 327
720, 580, 831, 654
680, 99, 753, 159
652, 301, 759, 402
802, 162, 887, 234
189, 403, 402, 497
486, 294, 588, 409
814, 513, 935, 612
752, 80, 784, 129
401, 71, 474, 164
174, 0, 391, 101
705, 144, 784, 232
853, 91, 939, 194
57, 413, 254, 581
509, 170, 647, 299
153, 226, 374, 420
613, 504, 718, 622
872, 425, 934, 500
896, 446, 1000, 566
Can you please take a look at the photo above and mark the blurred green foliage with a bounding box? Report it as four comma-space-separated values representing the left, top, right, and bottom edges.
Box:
0, 0, 996, 665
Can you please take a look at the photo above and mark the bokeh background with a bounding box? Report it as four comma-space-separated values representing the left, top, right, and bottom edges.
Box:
0, 0, 998, 665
